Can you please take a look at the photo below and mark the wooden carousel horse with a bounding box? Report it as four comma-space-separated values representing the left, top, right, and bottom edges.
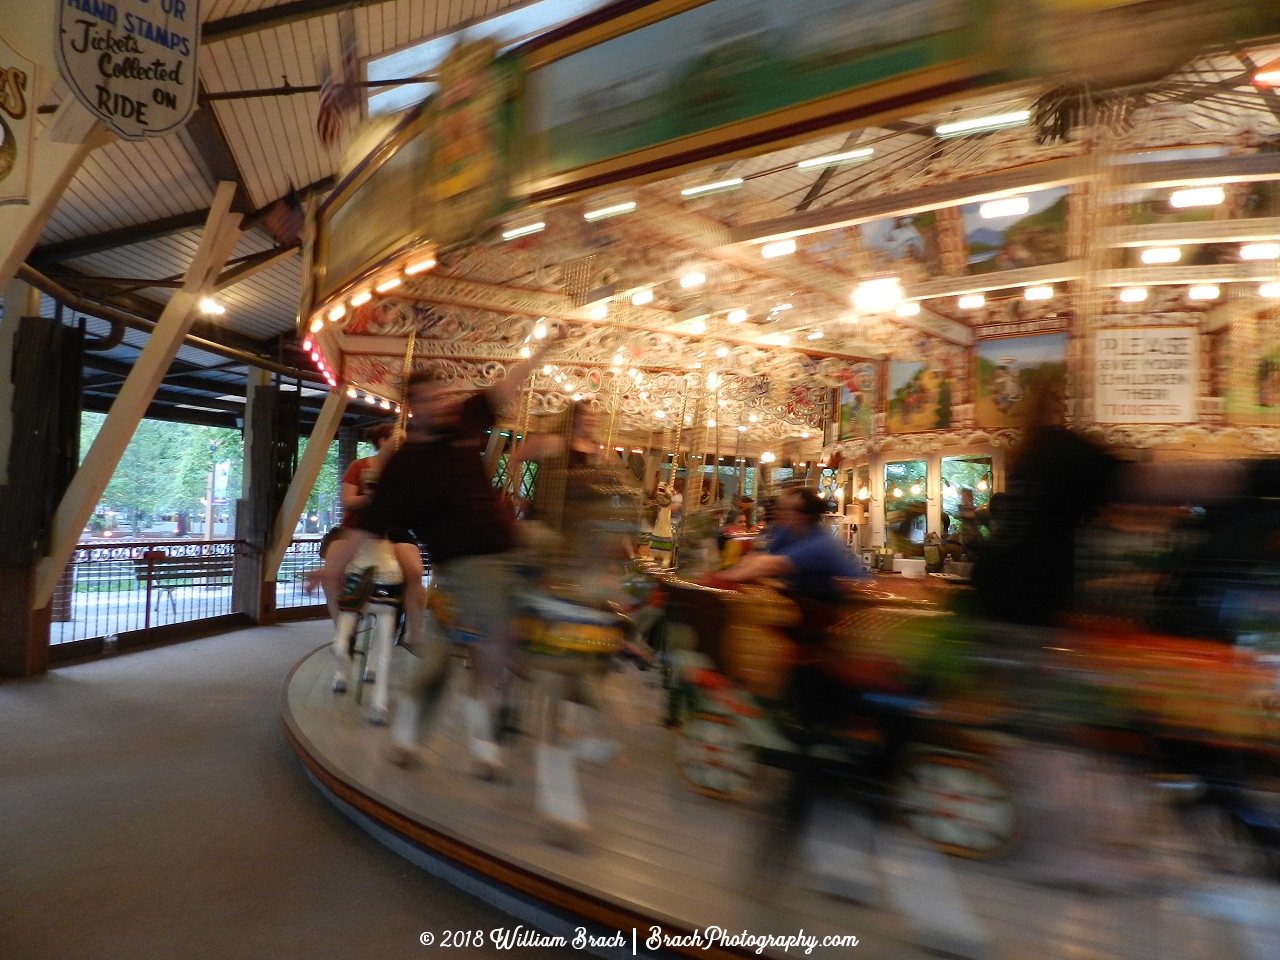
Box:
649, 482, 676, 568
520, 401, 638, 839
330, 537, 404, 725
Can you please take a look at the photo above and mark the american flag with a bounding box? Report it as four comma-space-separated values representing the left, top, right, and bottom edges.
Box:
316, 11, 360, 147
261, 184, 304, 245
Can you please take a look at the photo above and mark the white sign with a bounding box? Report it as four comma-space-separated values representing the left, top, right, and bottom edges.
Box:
0, 32, 35, 206
1095, 327, 1197, 423
56, 0, 198, 141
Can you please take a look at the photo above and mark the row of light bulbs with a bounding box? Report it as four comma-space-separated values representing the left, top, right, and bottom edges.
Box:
309, 251, 438, 334
1139, 243, 1280, 265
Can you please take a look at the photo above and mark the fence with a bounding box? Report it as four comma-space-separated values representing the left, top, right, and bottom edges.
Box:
276, 537, 325, 610
50, 537, 327, 647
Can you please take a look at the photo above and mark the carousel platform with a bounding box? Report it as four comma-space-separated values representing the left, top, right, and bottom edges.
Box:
283, 640, 1269, 960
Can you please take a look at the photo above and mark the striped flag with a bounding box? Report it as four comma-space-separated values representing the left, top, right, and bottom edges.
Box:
316, 11, 360, 147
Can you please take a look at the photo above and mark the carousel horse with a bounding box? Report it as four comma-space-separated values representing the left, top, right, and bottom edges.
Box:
519, 405, 638, 839
649, 482, 676, 568
330, 537, 404, 725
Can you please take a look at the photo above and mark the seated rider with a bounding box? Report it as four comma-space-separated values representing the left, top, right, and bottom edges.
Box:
718, 487, 867, 643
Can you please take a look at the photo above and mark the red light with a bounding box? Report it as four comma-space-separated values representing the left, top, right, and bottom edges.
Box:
302, 339, 312, 351
310, 351, 320, 361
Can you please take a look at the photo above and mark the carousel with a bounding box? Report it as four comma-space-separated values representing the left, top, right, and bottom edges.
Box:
282, 3, 1280, 957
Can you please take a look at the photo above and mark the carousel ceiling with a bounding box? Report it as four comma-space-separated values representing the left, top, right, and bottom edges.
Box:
315, 45, 1280, 450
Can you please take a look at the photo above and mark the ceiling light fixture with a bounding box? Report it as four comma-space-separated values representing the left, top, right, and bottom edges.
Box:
589, 303, 609, 320
1241, 243, 1280, 260
1024, 285, 1054, 301
199, 297, 225, 315
350, 290, 371, 306
1254, 58, 1280, 86
958, 294, 985, 309
328, 304, 346, 322
631, 289, 654, 306
1261, 283, 1280, 298
612, 353, 624, 366
935, 108, 1030, 138
534, 322, 547, 339
583, 201, 636, 221
1141, 247, 1182, 264
796, 147, 873, 169
979, 196, 1030, 219
852, 277, 902, 312
1188, 284, 1220, 300
309, 317, 324, 333
727, 309, 747, 323
1169, 186, 1225, 208
1119, 287, 1148, 303
375, 277, 401, 293
501, 222, 544, 240
680, 178, 743, 197
807, 330, 824, 340
689, 318, 707, 334
405, 256, 436, 274
680, 272, 706, 288
895, 302, 921, 317
716, 346, 729, 357
761, 239, 797, 258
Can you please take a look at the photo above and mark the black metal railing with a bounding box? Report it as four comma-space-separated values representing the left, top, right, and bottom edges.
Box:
276, 537, 325, 610
52, 539, 240, 645
51, 536, 329, 646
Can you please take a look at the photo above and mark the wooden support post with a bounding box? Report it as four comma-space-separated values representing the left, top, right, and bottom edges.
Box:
262, 387, 348, 588
32, 183, 244, 609
233, 368, 273, 622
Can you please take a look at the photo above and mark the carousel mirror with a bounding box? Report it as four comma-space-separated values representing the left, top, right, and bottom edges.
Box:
884, 460, 927, 556
941, 455, 993, 560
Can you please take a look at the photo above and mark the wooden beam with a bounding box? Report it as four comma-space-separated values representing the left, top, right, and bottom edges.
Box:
28, 177, 332, 267
214, 242, 300, 291
33, 182, 245, 610
80, 393, 241, 429
28, 210, 210, 266
262, 387, 348, 581
722, 158, 1086, 246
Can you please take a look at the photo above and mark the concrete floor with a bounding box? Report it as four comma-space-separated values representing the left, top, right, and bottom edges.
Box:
0, 623, 577, 960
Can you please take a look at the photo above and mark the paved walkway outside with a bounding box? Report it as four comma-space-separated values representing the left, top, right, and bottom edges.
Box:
0, 622, 577, 960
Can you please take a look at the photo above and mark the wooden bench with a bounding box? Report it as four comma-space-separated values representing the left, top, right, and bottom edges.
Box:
134, 551, 236, 614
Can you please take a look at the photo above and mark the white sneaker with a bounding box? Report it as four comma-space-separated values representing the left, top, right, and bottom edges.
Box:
464, 697, 505, 779
569, 738, 620, 765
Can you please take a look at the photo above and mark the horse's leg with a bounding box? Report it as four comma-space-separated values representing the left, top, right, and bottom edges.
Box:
534, 669, 588, 840
331, 612, 358, 693
367, 604, 396, 725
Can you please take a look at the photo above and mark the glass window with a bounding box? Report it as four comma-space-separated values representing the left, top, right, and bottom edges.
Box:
884, 460, 927, 555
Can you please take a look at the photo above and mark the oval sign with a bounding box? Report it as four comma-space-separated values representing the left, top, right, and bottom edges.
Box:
57, 0, 199, 141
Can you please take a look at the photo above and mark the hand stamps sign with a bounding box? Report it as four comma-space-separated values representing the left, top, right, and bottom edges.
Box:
0, 32, 35, 205
56, 0, 198, 140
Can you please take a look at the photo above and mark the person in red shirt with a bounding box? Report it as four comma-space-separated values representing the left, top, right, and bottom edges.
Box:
332, 423, 427, 651
313, 335, 557, 775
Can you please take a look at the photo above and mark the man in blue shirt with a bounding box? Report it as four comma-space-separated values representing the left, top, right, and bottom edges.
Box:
720, 487, 865, 600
